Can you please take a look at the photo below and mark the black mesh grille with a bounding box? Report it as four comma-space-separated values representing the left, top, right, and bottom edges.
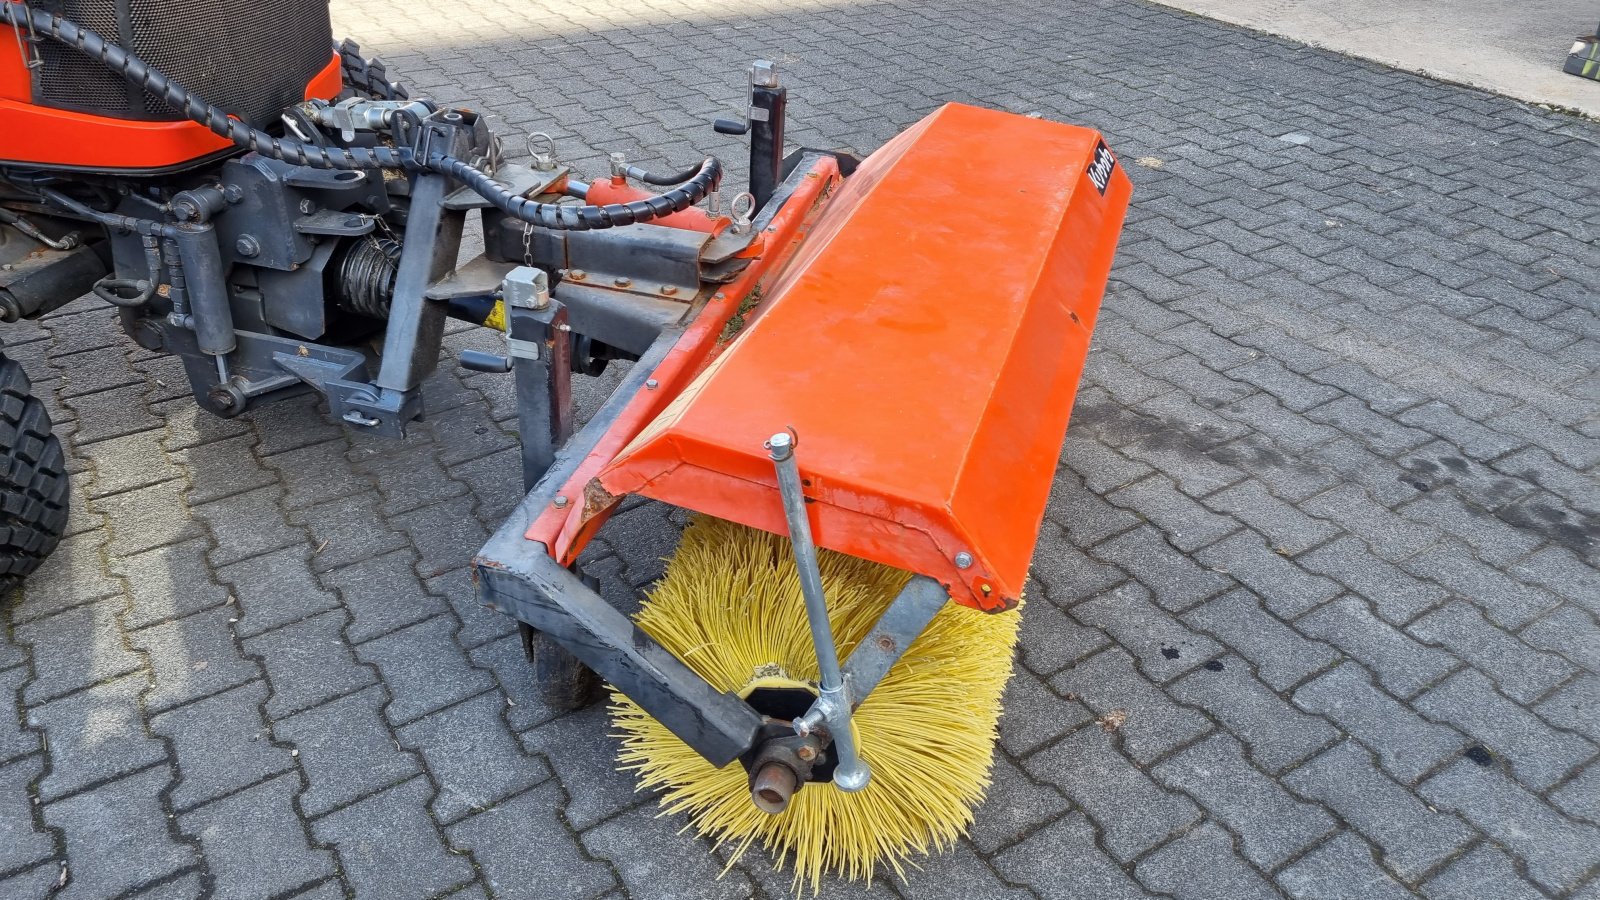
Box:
33, 0, 332, 127
36, 1, 128, 111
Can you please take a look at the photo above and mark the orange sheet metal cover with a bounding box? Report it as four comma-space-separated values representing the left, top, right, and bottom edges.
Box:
599, 103, 1131, 611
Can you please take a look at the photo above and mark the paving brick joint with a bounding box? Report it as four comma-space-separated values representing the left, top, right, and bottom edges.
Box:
2, 0, 1598, 897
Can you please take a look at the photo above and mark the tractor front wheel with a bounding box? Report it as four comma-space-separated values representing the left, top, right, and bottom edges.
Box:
0, 352, 68, 586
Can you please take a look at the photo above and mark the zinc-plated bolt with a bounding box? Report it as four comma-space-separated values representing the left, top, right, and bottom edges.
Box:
553, 496, 569, 509
613, 276, 631, 288
955, 552, 974, 569
645, 378, 659, 389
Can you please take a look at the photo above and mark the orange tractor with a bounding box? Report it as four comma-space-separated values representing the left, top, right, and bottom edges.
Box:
0, 0, 1129, 885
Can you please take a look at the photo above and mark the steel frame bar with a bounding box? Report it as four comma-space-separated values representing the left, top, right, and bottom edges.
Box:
476, 506, 765, 766
509, 300, 573, 490
839, 574, 948, 704
374, 166, 461, 393
476, 495, 945, 765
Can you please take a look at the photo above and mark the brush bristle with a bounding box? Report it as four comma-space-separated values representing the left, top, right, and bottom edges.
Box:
611, 516, 1021, 894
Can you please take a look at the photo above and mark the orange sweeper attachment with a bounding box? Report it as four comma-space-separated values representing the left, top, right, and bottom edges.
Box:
478, 96, 1130, 888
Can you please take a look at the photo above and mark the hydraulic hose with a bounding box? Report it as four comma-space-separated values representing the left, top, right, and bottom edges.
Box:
623, 162, 704, 186
0, 207, 78, 249
35, 188, 165, 306
0, 4, 720, 230
434, 155, 718, 229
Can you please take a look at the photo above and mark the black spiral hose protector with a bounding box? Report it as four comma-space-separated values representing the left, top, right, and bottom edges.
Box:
1, 4, 720, 230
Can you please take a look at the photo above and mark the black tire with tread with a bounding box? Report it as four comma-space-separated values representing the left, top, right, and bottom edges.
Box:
335, 39, 410, 101
0, 352, 68, 585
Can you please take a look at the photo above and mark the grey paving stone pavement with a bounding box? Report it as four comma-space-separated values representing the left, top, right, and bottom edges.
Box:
1, 0, 1597, 897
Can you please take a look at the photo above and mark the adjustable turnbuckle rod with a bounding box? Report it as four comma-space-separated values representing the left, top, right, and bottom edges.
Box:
766, 430, 870, 792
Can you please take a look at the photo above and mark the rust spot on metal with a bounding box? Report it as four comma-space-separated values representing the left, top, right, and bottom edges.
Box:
581, 477, 617, 518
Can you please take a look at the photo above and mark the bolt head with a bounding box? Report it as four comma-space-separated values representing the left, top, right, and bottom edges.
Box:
796, 745, 817, 761
553, 495, 569, 509
659, 285, 678, 296
568, 269, 587, 281
207, 386, 239, 410
645, 378, 659, 389
613, 276, 632, 287
955, 552, 974, 569
298, 198, 316, 214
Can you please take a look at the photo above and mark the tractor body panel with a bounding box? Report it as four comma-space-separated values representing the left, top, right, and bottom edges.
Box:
597, 103, 1131, 611
0, 0, 341, 171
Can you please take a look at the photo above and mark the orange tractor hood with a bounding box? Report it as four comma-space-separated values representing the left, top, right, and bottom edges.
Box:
598, 102, 1132, 611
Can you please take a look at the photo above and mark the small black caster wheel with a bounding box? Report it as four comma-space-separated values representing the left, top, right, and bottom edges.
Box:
518, 569, 602, 711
